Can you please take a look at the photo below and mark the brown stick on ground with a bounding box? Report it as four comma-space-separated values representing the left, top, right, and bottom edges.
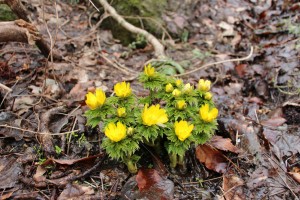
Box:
0, 20, 40, 44
95, 0, 166, 58
3, 0, 62, 60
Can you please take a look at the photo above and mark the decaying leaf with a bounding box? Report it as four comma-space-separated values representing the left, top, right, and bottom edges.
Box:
208, 135, 239, 153
195, 144, 227, 173
221, 172, 245, 200
0, 156, 22, 189
57, 183, 94, 200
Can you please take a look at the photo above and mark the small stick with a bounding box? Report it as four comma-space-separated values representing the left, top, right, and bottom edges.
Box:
0, 83, 12, 92
175, 46, 254, 77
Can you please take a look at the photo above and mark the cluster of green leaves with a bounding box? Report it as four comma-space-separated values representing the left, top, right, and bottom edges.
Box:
85, 65, 218, 172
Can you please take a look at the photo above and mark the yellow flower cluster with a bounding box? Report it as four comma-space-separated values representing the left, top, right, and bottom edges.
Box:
142, 104, 168, 126
174, 120, 194, 141
114, 82, 131, 98
105, 122, 127, 142
199, 104, 218, 122
85, 88, 106, 110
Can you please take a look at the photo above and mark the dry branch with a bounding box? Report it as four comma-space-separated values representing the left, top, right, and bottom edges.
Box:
3, 0, 62, 60
95, 0, 166, 58
0, 20, 40, 44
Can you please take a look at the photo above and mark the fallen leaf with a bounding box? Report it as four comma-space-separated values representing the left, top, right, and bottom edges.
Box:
222, 172, 245, 200
195, 144, 227, 173
42, 153, 104, 166
288, 172, 300, 184
57, 183, 94, 200
261, 117, 286, 127
235, 64, 247, 77
0, 156, 22, 189
136, 168, 163, 191
33, 165, 47, 183
209, 135, 239, 153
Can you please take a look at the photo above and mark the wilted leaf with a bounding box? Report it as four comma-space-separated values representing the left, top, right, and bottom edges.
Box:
209, 135, 239, 153
261, 117, 286, 127
263, 128, 300, 157
122, 170, 174, 200
288, 172, 300, 184
195, 144, 227, 173
136, 168, 163, 191
222, 173, 245, 200
57, 183, 94, 200
0, 156, 22, 189
42, 153, 104, 166
33, 165, 47, 183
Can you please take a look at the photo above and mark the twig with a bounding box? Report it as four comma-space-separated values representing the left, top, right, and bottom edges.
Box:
0, 124, 80, 135
175, 46, 254, 77
0, 83, 12, 92
93, 0, 166, 58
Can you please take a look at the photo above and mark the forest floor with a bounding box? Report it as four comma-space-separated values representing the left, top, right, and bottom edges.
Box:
0, 0, 300, 199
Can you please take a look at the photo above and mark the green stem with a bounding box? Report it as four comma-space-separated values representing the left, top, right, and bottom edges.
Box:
169, 153, 177, 168
126, 160, 137, 174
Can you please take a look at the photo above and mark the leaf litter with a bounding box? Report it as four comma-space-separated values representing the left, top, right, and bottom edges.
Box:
0, 0, 299, 199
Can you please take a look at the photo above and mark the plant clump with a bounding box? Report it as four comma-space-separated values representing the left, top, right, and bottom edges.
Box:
85, 64, 218, 173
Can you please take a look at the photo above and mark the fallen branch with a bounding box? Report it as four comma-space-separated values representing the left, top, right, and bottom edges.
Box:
93, 0, 166, 58
175, 46, 254, 77
0, 20, 40, 45
3, 0, 62, 60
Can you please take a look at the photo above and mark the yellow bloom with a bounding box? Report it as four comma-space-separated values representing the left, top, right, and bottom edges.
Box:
114, 81, 132, 98
174, 120, 194, 141
183, 83, 193, 94
204, 92, 213, 100
176, 100, 186, 110
165, 83, 174, 93
199, 104, 218, 122
172, 89, 181, 97
117, 107, 126, 117
104, 122, 127, 142
127, 127, 134, 136
175, 79, 183, 86
142, 104, 168, 126
198, 79, 211, 92
85, 88, 106, 110
144, 64, 155, 77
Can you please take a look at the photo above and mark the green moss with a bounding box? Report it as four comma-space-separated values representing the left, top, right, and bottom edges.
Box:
0, 5, 17, 21
101, 0, 167, 45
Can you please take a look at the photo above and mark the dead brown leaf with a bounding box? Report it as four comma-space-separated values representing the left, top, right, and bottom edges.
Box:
261, 117, 286, 127
136, 168, 163, 191
288, 172, 300, 184
195, 144, 227, 173
209, 135, 239, 153
57, 183, 94, 200
222, 173, 245, 200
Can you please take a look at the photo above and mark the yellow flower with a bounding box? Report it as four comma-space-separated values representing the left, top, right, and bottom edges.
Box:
198, 79, 211, 92
114, 81, 132, 98
117, 107, 126, 117
165, 83, 174, 93
176, 100, 186, 110
127, 127, 134, 136
144, 64, 155, 77
142, 104, 168, 126
174, 120, 194, 141
175, 79, 183, 87
85, 88, 106, 110
183, 83, 193, 94
204, 92, 213, 100
199, 104, 218, 122
172, 89, 181, 97
104, 122, 127, 142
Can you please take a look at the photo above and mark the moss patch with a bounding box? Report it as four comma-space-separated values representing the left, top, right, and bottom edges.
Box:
0, 4, 17, 21
101, 0, 167, 45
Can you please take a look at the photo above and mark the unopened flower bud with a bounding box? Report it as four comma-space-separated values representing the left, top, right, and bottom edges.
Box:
204, 92, 212, 100
117, 107, 126, 117
183, 83, 193, 94
175, 79, 183, 87
172, 89, 181, 97
127, 127, 134, 136
165, 83, 174, 93
176, 100, 187, 110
